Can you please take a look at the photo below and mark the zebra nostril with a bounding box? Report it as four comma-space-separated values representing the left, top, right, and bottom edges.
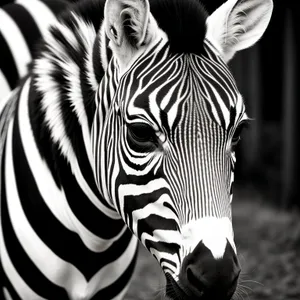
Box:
186, 267, 207, 292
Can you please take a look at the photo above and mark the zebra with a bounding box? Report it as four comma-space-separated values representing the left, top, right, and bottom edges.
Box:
0, 0, 273, 299
0, 0, 70, 101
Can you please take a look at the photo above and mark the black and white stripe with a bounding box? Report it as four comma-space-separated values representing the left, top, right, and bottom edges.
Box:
0, 1, 138, 299
0, 0, 271, 299
92, 37, 248, 276
0, 0, 70, 100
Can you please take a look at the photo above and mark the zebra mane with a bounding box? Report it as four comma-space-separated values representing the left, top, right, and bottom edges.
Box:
150, 0, 208, 55
34, 0, 107, 92
32, 0, 109, 167
33, 0, 208, 118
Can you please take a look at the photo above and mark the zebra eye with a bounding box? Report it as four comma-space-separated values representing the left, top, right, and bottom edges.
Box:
127, 123, 157, 147
231, 121, 249, 149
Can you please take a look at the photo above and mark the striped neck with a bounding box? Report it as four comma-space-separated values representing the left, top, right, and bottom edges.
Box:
28, 1, 122, 236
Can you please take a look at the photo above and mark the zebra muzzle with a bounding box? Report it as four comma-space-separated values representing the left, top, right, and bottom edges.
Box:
166, 240, 240, 300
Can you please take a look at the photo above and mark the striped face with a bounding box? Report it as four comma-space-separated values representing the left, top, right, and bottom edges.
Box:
93, 38, 248, 277
94, 0, 273, 296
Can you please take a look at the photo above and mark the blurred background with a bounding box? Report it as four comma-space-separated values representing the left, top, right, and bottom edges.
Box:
0, 0, 299, 299
229, 0, 299, 210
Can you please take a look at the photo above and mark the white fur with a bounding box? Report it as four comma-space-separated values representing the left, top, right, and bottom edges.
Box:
34, 56, 75, 161
104, 0, 150, 46
16, 0, 57, 37
181, 217, 236, 259
0, 10, 31, 78
0, 69, 11, 101
3, 288, 13, 300
54, 21, 80, 51
99, 23, 109, 71
71, 13, 99, 92
206, 0, 273, 62
104, 0, 163, 73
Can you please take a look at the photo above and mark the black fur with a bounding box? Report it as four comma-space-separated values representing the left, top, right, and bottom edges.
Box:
150, 0, 208, 55
123, 0, 209, 54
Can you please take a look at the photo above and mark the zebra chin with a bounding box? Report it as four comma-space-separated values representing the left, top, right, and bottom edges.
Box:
165, 240, 240, 300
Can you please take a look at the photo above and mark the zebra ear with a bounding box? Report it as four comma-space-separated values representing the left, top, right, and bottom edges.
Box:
206, 0, 273, 62
104, 0, 156, 69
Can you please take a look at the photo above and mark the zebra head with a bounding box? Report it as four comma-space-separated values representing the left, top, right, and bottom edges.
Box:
93, 0, 273, 298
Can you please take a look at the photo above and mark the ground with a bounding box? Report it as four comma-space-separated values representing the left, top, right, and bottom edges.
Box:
126, 189, 300, 300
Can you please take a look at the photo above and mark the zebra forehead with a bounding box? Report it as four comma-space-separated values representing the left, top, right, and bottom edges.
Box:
124, 46, 243, 131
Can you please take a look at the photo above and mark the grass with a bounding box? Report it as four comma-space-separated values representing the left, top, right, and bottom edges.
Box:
126, 189, 300, 300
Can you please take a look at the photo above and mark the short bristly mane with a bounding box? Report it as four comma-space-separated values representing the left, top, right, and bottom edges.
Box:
150, 0, 208, 55
31, 0, 108, 187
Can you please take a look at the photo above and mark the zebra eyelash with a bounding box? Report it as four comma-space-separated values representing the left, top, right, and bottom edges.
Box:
230, 119, 251, 149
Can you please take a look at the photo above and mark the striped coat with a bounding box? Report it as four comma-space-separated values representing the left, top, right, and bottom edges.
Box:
0, 0, 273, 299
0, 0, 70, 100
